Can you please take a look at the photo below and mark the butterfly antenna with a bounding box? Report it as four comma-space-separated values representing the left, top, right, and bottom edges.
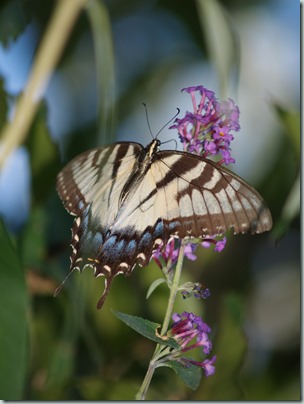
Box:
142, 103, 154, 139
143, 104, 180, 139
155, 108, 180, 138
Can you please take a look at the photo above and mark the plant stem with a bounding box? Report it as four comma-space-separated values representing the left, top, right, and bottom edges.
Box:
135, 360, 157, 400
135, 242, 186, 400
160, 242, 185, 335
0, 0, 88, 168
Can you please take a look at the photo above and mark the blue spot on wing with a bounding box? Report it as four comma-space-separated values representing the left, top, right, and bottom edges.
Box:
101, 236, 127, 262
110, 239, 126, 259
92, 232, 103, 247
125, 239, 137, 255
78, 200, 85, 210
102, 235, 117, 250
138, 231, 152, 250
168, 220, 180, 231
154, 221, 163, 237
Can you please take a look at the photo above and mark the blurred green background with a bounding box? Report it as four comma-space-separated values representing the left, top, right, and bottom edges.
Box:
0, 0, 300, 400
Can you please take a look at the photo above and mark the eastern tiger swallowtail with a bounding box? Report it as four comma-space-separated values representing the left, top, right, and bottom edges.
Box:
56, 139, 272, 308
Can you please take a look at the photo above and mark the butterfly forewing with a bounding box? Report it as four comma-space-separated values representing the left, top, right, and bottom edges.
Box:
56, 142, 143, 273
112, 151, 272, 244
56, 140, 272, 308
57, 142, 142, 218
159, 151, 271, 235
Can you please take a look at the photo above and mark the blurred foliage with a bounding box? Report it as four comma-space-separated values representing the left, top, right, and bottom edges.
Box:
0, 0, 31, 47
0, 0, 300, 400
25, 103, 61, 204
0, 77, 8, 124
0, 220, 29, 400
271, 103, 300, 240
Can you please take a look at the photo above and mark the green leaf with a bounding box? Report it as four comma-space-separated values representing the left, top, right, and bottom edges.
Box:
196, 0, 239, 97
0, 76, 8, 125
160, 360, 202, 391
0, 220, 29, 399
86, 0, 116, 145
273, 103, 300, 160
146, 278, 166, 299
25, 103, 61, 204
273, 172, 300, 239
112, 311, 179, 349
19, 207, 46, 268
0, 0, 31, 48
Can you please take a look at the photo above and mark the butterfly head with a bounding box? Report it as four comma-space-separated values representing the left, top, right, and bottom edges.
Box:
146, 138, 161, 158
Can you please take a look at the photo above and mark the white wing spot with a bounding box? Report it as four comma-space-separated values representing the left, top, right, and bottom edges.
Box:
216, 189, 232, 213
179, 194, 193, 217
118, 263, 129, 269
226, 185, 242, 212
153, 238, 163, 248
103, 265, 111, 273
230, 178, 241, 191
240, 196, 252, 210
192, 189, 207, 215
203, 190, 221, 214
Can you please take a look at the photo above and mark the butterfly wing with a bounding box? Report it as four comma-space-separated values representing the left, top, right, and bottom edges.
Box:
56, 143, 272, 308
108, 150, 272, 266
56, 142, 144, 271
154, 150, 272, 236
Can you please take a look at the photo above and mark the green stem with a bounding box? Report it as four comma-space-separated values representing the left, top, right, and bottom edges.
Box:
135, 360, 157, 400
135, 241, 186, 400
160, 242, 185, 335
0, 0, 88, 168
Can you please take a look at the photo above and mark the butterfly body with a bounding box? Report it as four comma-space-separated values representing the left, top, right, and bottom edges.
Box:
56, 139, 272, 307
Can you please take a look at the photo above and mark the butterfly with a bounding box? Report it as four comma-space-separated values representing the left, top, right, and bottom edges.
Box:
55, 139, 272, 308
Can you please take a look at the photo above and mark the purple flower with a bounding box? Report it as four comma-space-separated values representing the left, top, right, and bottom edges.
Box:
183, 244, 197, 261
170, 312, 211, 350
181, 283, 211, 300
187, 355, 217, 377
193, 285, 211, 299
153, 235, 226, 270
201, 236, 227, 252
214, 237, 227, 252
152, 239, 198, 270
152, 238, 177, 269
168, 311, 216, 377
170, 85, 240, 165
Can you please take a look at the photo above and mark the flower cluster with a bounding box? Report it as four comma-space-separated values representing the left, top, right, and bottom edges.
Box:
180, 282, 211, 300
170, 85, 240, 165
202, 236, 227, 252
152, 236, 227, 275
152, 239, 197, 271
148, 85, 240, 385
169, 311, 216, 377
